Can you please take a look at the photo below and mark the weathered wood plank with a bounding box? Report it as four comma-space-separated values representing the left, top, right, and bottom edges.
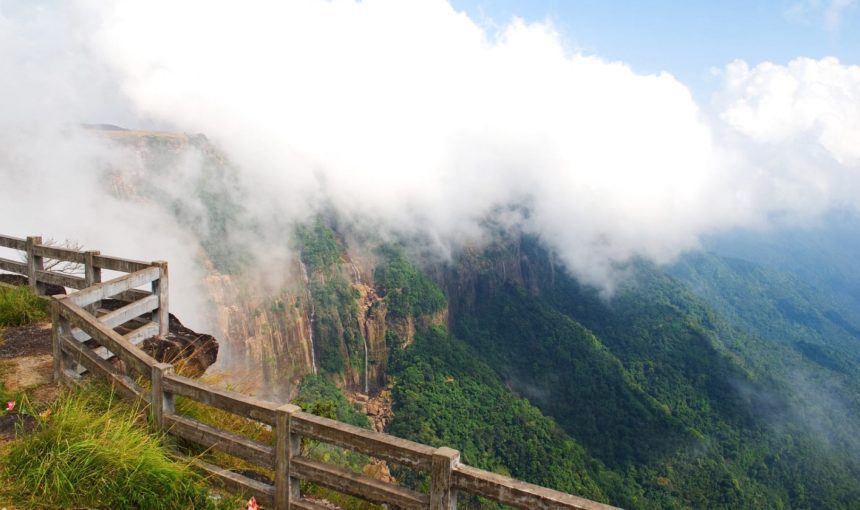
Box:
124, 321, 159, 345
70, 327, 91, 343
0, 257, 27, 275
27, 236, 44, 294
61, 367, 81, 387
275, 404, 301, 509
453, 465, 621, 510
165, 414, 275, 469
35, 270, 86, 290
51, 297, 70, 383
291, 457, 428, 510
98, 294, 158, 329
84, 250, 101, 288
60, 334, 147, 401
191, 459, 274, 508
72, 344, 109, 376
92, 254, 152, 273
151, 260, 169, 336
151, 363, 173, 431
58, 300, 156, 376
71, 321, 157, 376
292, 411, 435, 471
0, 235, 26, 250
32, 244, 86, 263
162, 374, 279, 426
430, 447, 459, 509
69, 267, 160, 308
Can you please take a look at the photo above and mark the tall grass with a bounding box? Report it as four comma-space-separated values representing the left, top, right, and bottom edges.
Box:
1, 384, 236, 509
0, 285, 48, 326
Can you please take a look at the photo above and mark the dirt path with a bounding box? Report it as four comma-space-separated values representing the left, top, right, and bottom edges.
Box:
0, 321, 58, 431
0, 322, 52, 359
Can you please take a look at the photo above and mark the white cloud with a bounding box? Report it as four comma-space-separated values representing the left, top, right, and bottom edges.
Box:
721, 58, 860, 165
81, 0, 736, 291
0, 0, 859, 299
786, 0, 857, 31
718, 57, 860, 215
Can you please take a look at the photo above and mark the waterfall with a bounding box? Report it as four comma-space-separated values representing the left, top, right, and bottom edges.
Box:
299, 260, 317, 374
363, 335, 369, 394
350, 261, 362, 284
350, 260, 368, 392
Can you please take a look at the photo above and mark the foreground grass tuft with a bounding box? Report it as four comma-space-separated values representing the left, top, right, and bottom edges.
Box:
0, 285, 48, 327
1, 384, 235, 509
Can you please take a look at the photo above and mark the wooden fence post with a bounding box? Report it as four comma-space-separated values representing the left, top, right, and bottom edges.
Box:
51, 296, 77, 385
26, 236, 44, 295
430, 447, 460, 509
151, 261, 169, 337
83, 250, 102, 286
275, 403, 302, 510
51, 296, 64, 383
84, 250, 101, 313
151, 362, 175, 431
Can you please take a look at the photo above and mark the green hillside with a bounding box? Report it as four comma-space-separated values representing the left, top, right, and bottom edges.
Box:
380, 234, 860, 508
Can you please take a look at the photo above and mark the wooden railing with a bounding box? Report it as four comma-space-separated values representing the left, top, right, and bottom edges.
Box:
0, 233, 619, 510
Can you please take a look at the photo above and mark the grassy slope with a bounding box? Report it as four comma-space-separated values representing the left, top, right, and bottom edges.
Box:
0, 286, 238, 509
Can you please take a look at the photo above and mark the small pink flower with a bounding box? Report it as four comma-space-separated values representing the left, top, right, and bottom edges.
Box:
5, 401, 15, 412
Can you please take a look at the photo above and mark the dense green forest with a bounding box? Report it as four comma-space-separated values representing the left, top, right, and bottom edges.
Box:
378, 233, 860, 508
226, 210, 860, 508
297, 218, 365, 375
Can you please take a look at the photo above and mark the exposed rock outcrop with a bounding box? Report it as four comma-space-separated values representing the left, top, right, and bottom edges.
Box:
142, 313, 219, 378
97, 299, 220, 378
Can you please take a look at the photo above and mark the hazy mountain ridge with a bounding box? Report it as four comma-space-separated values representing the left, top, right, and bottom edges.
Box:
55, 127, 860, 508
416, 234, 860, 507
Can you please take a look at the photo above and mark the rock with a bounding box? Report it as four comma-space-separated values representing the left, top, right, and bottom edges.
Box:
142, 313, 219, 377
96, 299, 219, 377
363, 459, 396, 484
366, 401, 381, 416
363, 387, 393, 433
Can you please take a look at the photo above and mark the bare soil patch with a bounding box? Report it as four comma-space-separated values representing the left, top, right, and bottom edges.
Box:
0, 322, 52, 359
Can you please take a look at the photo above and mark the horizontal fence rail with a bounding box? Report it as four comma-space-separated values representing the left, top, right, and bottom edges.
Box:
1, 233, 619, 510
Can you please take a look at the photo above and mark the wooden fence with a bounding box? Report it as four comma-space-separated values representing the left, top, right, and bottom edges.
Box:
0, 233, 619, 510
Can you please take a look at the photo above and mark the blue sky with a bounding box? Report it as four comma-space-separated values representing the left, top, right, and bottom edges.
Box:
450, 0, 860, 99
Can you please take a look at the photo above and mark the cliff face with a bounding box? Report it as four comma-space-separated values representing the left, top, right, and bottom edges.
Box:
92, 126, 446, 399
437, 236, 552, 325
204, 262, 315, 400
204, 249, 439, 400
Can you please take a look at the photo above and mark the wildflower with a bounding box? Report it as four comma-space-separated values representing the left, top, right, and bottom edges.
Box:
5, 401, 14, 412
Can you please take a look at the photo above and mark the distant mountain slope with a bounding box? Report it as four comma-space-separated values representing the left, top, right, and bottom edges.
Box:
420, 234, 860, 508
669, 252, 860, 370
703, 210, 860, 325
668, 250, 860, 463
